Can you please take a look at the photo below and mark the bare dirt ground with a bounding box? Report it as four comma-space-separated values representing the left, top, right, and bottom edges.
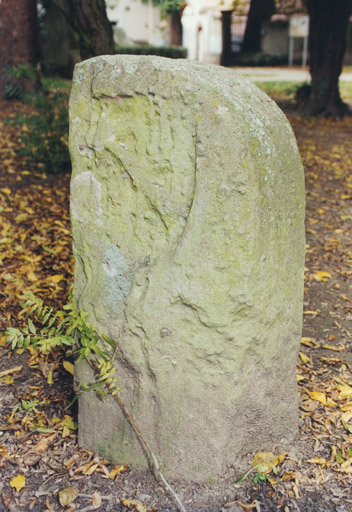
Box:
1, 97, 352, 512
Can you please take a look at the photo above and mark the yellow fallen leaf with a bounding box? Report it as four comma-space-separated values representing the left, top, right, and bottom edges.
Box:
85, 463, 99, 475
62, 425, 70, 438
59, 486, 78, 507
10, 474, 26, 492
75, 461, 95, 474
46, 274, 65, 284
340, 402, 352, 411
47, 370, 53, 385
293, 482, 300, 499
0, 375, 14, 385
63, 361, 74, 375
92, 492, 102, 507
336, 385, 352, 400
301, 337, 318, 348
26, 270, 37, 282
108, 464, 129, 480
341, 456, 352, 467
305, 391, 328, 406
33, 433, 57, 452
120, 498, 148, 512
303, 310, 319, 316
15, 213, 28, 223
299, 352, 310, 364
320, 357, 341, 364
313, 270, 331, 282
305, 457, 328, 466
297, 374, 305, 382
267, 477, 277, 485
342, 295, 352, 303
322, 344, 346, 351
0, 366, 22, 378
1, 188, 11, 195
342, 411, 352, 424
252, 452, 280, 474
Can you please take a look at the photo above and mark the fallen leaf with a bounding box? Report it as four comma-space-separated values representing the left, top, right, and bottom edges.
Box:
75, 460, 96, 474
108, 464, 129, 480
85, 462, 99, 475
33, 433, 57, 452
340, 401, 352, 411
120, 498, 148, 512
46, 274, 65, 284
305, 390, 330, 406
301, 337, 318, 348
63, 360, 74, 375
305, 457, 328, 466
299, 352, 311, 364
92, 491, 102, 506
252, 452, 283, 474
0, 366, 22, 378
313, 270, 331, 282
0, 375, 14, 385
10, 474, 26, 492
59, 486, 78, 507
47, 370, 53, 385
322, 344, 346, 351
1, 494, 18, 511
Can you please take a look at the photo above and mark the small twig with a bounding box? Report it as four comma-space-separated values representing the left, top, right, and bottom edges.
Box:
113, 393, 188, 512
78, 493, 113, 500
75, 506, 100, 512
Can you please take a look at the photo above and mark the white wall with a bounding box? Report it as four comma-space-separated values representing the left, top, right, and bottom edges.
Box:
182, 0, 232, 63
106, 0, 167, 46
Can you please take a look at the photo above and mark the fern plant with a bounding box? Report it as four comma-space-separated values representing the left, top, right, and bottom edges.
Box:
4, 290, 119, 400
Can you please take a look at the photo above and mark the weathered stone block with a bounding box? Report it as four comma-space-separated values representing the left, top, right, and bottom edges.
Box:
69, 55, 305, 481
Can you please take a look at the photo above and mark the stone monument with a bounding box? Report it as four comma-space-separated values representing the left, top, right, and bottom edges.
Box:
69, 55, 305, 481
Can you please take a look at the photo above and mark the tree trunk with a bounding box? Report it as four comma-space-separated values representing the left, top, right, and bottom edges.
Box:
56, 0, 114, 60
221, 10, 233, 66
305, 0, 352, 116
168, 10, 183, 46
0, 0, 40, 100
241, 0, 275, 54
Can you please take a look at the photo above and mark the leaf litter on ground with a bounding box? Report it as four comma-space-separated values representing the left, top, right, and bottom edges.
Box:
1, 97, 352, 511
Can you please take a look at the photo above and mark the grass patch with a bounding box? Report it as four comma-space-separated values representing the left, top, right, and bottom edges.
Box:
255, 80, 352, 105
254, 81, 304, 103
340, 81, 352, 103
41, 76, 71, 93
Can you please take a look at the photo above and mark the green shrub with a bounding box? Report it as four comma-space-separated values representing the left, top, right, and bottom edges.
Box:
238, 52, 288, 67
255, 81, 305, 99
115, 44, 187, 59
2, 64, 38, 100
13, 91, 70, 175
4, 64, 70, 175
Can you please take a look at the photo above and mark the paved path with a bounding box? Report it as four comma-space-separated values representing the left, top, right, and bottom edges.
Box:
232, 66, 352, 82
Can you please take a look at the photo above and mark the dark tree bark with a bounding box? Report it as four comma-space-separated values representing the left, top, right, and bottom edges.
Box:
305, 0, 352, 116
168, 9, 183, 46
53, 0, 114, 60
70, 0, 114, 59
241, 0, 275, 53
0, 0, 40, 99
221, 10, 233, 66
